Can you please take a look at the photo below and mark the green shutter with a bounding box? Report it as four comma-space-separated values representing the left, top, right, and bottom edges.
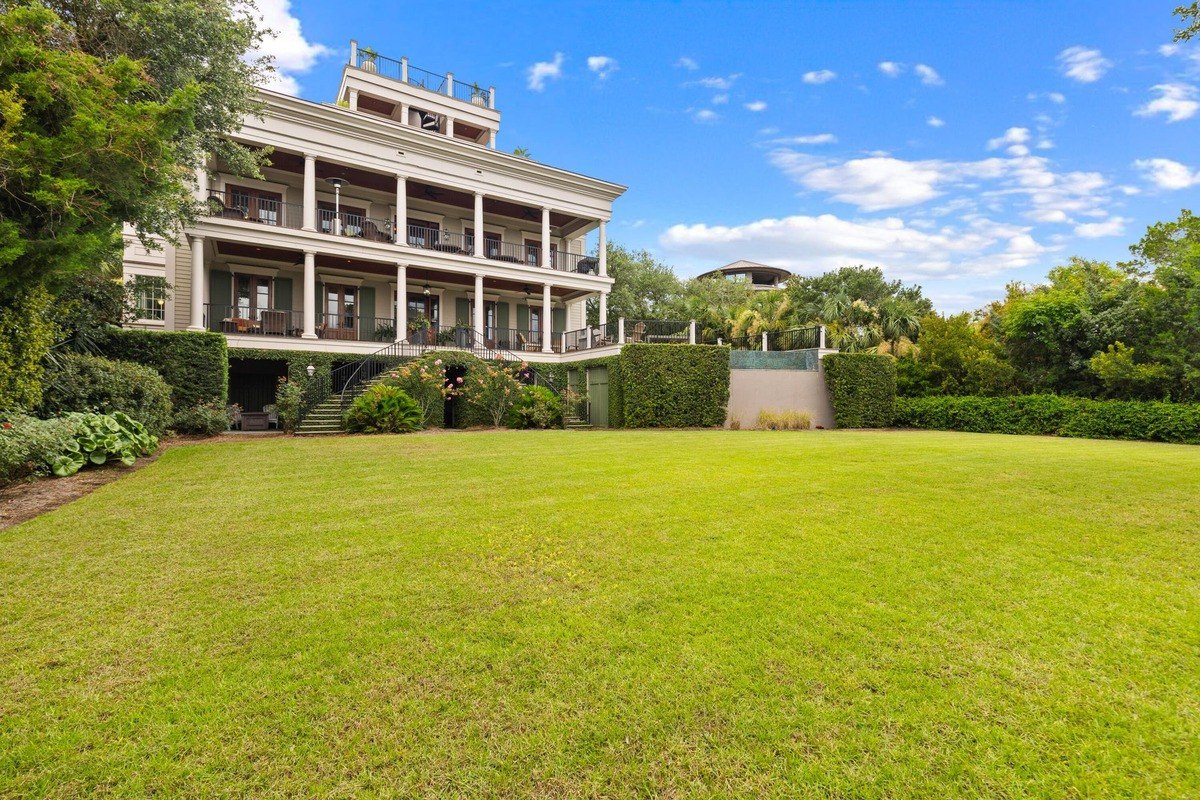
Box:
497, 301, 510, 331
456, 298, 470, 327
517, 304, 529, 331
553, 307, 566, 333
274, 277, 293, 311
209, 269, 232, 311
359, 286, 376, 334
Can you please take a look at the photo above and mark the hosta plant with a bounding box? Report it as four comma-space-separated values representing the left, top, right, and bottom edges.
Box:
51, 412, 158, 477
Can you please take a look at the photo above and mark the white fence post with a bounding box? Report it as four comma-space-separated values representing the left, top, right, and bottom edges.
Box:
688, 320, 697, 344
618, 317, 626, 344
762, 331, 769, 351
819, 324, 826, 349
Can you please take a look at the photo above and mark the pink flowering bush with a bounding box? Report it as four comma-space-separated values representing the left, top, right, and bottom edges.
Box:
381, 360, 454, 427
464, 362, 521, 427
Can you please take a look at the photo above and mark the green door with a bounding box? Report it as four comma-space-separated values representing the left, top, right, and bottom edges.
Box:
586, 367, 609, 427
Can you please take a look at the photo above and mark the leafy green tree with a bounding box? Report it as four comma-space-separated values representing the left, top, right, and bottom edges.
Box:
1128, 209, 1200, 400
0, 286, 59, 410
673, 277, 755, 341
896, 313, 1015, 397
787, 265, 933, 324
596, 244, 684, 321
1174, 2, 1199, 40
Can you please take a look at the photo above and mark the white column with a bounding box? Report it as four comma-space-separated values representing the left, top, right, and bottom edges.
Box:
188, 235, 206, 331
541, 208, 551, 268
488, 87, 496, 110
195, 165, 209, 202
400, 56, 408, 82
473, 192, 484, 257
819, 325, 827, 349
618, 317, 626, 344
395, 175, 407, 243
348, 88, 358, 111
302, 155, 316, 231
446, 72, 454, 97
395, 264, 407, 341
489, 131, 497, 150
399, 102, 409, 126
599, 292, 608, 326
762, 331, 769, 351
689, 320, 697, 344
302, 251, 317, 338
474, 274, 485, 342
446, 117, 455, 138
542, 283, 553, 352
349, 40, 357, 66
598, 219, 608, 276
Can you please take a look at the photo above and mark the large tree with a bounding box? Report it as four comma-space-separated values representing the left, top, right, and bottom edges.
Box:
0, 1, 269, 296
598, 244, 684, 321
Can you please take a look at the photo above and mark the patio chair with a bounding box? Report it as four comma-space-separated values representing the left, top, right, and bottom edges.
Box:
629, 322, 647, 343
259, 310, 288, 336
361, 220, 391, 242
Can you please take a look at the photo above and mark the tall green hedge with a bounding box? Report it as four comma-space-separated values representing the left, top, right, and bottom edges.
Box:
619, 344, 729, 428
823, 353, 896, 428
895, 395, 1200, 445
99, 329, 228, 408
552, 355, 624, 428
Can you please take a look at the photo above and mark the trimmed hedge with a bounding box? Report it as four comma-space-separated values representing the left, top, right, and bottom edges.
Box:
895, 395, 1200, 445
551, 355, 624, 429
823, 353, 896, 428
620, 344, 729, 428
99, 329, 228, 409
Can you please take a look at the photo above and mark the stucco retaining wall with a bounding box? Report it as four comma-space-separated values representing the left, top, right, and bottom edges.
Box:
726, 366, 835, 429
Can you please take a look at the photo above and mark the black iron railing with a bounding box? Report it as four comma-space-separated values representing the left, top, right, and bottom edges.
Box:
205, 304, 305, 337
319, 209, 395, 242
204, 190, 304, 230
316, 313, 396, 343
624, 319, 690, 344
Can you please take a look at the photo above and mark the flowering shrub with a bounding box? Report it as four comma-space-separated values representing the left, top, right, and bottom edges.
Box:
464, 359, 521, 427
509, 385, 563, 429
382, 357, 456, 427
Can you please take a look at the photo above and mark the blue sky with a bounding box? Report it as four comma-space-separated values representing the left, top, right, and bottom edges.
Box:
261, 0, 1198, 312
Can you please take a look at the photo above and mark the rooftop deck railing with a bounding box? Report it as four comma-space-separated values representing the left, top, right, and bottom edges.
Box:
352, 45, 493, 109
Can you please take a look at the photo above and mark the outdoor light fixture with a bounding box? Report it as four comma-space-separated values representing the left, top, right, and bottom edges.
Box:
422, 283, 431, 296
306, 364, 315, 377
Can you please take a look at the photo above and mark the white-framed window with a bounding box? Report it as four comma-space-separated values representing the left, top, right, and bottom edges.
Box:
132, 275, 168, 321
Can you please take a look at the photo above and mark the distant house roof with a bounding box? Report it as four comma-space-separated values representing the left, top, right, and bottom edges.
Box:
696, 260, 792, 285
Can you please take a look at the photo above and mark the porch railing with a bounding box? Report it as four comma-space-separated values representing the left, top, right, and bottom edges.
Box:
316, 313, 397, 342
562, 322, 619, 352
319, 209, 395, 242
552, 251, 599, 274
624, 319, 690, 344
205, 304, 304, 337
203, 190, 304, 230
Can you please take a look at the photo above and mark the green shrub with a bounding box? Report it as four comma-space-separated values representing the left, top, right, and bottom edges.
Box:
823, 353, 896, 428
509, 385, 563, 429
894, 395, 1200, 444
39, 353, 173, 436
0, 414, 80, 485
49, 412, 158, 477
464, 361, 521, 428
171, 402, 233, 436
619, 344, 729, 428
97, 329, 228, 409
274, 378, 302, 434
343, 385, 424, 434
381, 358, 451, 428
0, 286, 58, 411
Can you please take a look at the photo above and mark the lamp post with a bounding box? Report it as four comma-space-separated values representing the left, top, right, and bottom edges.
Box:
306, 364, 315, 378
325, 176, 349, 234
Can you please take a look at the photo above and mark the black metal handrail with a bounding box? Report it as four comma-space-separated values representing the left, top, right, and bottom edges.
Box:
204, 190, 304, 229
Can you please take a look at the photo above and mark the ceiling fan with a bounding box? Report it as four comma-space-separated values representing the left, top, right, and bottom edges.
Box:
418, 111, 441, 131
423, 186, 443, 201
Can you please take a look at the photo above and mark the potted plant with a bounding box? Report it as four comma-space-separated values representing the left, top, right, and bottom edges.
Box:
374, 321, 396, 341
408, 313, 431, 344
359, 47, 379, 74
470, 82, 487, 107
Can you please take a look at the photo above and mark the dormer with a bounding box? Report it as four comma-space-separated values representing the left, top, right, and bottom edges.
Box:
335, 40, 500, 149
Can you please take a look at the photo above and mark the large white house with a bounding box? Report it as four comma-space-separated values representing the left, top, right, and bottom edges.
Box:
124, 42, 626, 363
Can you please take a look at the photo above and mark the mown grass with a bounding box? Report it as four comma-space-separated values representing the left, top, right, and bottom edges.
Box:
1, 430, 1198, 798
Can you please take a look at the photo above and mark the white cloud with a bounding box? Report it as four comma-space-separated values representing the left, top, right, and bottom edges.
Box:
1057, 46, 1112, 83
1027, 91, 1067, 104
712, 93, 729, 105
696, 74, 740, 90
1134, 157, 1200, 189
675, 56, 699, 71
768, 133, 838, 145
914, 64, 944, 86
659, 213, 1048, 281
1135, 83, 1200, 123
692, 108, 719, 123
769, 152, 954, 210
1074, 217, 1128, 238
878, 61, 903, 77
927, 115, 945, 127
744, 100, 768, 112
987, 127, 1031, 156
1160, 43, 1181, 57
586, 55, 618, 80
803, 69, 837, 85
527, 52, 565, 91
251, 0, 331, 95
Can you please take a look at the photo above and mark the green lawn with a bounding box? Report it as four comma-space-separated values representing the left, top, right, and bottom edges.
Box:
2, 430, 1198, 798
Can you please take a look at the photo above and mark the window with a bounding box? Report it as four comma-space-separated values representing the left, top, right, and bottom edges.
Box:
530, 307, 542, 342
228, 185, 282, 225
234, 275, 272, 319
132, 275, 167, 321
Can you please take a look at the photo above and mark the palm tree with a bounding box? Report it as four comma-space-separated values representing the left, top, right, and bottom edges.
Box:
879, 299, 923, 355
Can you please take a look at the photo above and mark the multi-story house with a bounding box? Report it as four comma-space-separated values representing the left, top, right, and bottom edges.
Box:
125, 42, 625, 376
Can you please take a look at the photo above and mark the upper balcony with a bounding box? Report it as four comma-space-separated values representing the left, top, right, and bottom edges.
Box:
338, 42, 500, 148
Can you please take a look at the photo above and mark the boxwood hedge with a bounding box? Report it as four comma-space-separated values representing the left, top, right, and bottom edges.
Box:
823, 353, 896, 428
619, 344, 729, 428
895, 394, 1200, 445
98, 329, 228, 409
